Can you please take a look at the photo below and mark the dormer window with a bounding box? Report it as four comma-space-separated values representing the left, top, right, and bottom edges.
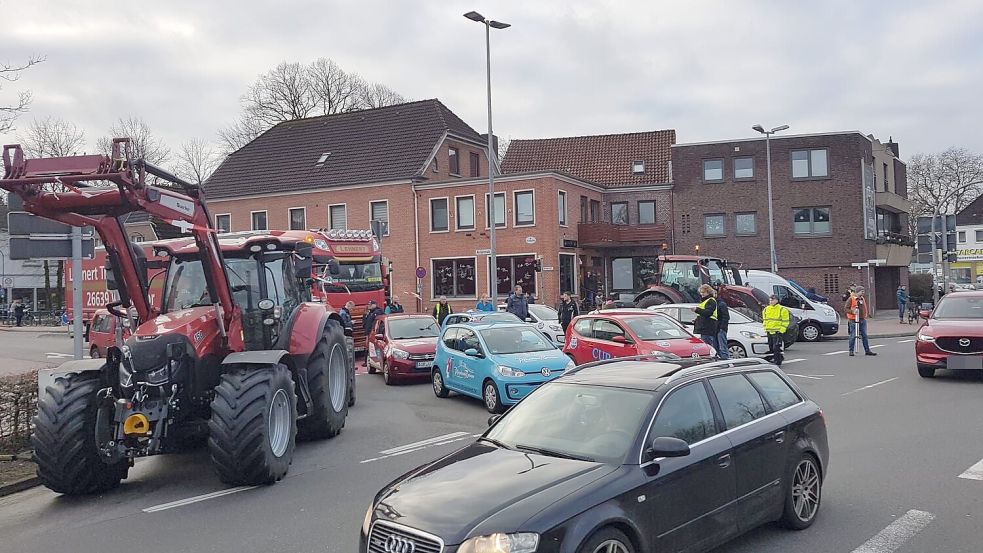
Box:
315, 152, 331, 166
632, 160, 645, 174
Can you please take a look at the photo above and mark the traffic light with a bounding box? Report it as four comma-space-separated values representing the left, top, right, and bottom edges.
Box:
946, 251, 958, 263
534, 259, 543, 272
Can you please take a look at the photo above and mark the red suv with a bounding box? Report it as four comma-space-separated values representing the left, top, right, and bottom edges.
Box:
564, 309, 714, 365
916, 291, 983, 378
366, 314, 441, 384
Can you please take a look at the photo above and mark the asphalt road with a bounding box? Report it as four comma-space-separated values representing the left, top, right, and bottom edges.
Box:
0, 330, 78, 377
1, 337, 981, 553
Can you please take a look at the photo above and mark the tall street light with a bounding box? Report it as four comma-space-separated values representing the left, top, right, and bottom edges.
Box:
752, 123, 789, 274
464, 10, 510, 305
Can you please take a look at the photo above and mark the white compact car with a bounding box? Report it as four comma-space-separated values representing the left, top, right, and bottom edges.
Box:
647, 303, 771, 359
497, 302, 565, 346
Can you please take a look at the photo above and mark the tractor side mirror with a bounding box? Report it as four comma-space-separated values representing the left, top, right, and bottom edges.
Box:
105, 262, 118, 291
294, 243, 313, 276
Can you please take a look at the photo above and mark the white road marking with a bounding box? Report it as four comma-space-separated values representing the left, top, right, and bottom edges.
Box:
824, 350, 849, 356
142, 486, 256, 513
842, 377, 899, 397
379, 432, 470, 455
782, 358, 806, 365
958, 458, 983, 481
850, 509, 935, 553
45, 352, 91, 359
897, 339, 916, 343
786, 373, 822, 380
870, 344, 886, 349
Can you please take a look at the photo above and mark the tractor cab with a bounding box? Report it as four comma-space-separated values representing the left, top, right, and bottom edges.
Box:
650, 257, 735, 303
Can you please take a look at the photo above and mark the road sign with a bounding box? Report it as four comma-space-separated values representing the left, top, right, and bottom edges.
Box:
476, 248, 491, 255
9, 236, 95, 260
415, 266, 427, 279
2, 277, 12, 287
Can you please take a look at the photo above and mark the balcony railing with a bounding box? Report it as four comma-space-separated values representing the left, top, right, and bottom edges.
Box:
578, 222, 669, 248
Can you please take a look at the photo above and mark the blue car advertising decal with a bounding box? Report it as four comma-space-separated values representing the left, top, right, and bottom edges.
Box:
591, 348, 613, 360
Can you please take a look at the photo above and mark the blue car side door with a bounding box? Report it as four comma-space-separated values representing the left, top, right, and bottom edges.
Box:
454, 328, 484, 396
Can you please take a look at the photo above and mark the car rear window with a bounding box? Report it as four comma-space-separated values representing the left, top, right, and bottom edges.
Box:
747, 371, 801, 411
709, 374, 767, 429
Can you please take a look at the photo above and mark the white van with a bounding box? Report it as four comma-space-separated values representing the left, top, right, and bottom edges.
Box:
743, 270, 840, 342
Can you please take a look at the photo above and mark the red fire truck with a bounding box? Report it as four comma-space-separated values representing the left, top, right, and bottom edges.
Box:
67, 229, 388, 350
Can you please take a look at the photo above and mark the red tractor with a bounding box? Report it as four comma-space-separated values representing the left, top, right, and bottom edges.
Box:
632, 255, 768, 314
2, 139, 351, 494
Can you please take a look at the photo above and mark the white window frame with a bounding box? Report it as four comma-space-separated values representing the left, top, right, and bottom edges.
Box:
638, 200, 656, 225
369, 200, 390, 236
513, 189, 536, 227
735, 212, 757, 236
791, 148, 830, 179
733, 157, 754, 180
328, 203, 347, 231
485, 192, 507, 230
486, 251, 539, 297
610, 201, 629, 225
215, 213, 231, 233
957, 231, 967, 243
431, 255, 478, 300
558, 190, 568, 227
976, 229, 983, 243
288, 206, 307, 231
455, 194, 476, 231
250, 210, 268, 231
558, 252, 578, 296
702, 159, 724, 183
429, 196, 450, 234
793, 206, 832, 236
631, 160, 645, 174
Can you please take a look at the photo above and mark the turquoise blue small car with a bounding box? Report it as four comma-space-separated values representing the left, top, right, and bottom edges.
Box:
431, 322, 574, 413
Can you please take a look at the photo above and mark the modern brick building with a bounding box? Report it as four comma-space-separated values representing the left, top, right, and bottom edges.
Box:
671, 132, 912, 313
953, 195, 983, 285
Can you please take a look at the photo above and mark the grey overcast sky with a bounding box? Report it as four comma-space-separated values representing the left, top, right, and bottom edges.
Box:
2, 0, 981, 161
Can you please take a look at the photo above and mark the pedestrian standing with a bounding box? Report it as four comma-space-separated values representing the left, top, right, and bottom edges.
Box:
584, 272, 598, 309
845, 287, 876, 356
506, 285, 529, 321
896, 285, 908, 324
475, 294, 495, 312
716, 295, 731, 360
691, 285, 719, 353
558, 292, 579, 333
339, 300, 355, 331
385, 295, 404, 314
432, 295, 453, 325
362, 300, 383, 339
762, 294, 790, 367
13, 300, 25, 327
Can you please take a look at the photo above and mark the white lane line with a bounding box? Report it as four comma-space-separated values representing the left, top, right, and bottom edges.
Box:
850, 509, 935, 553
782, 358, 806, 365
842, 377, 899, 397
958, 458, 983, 481
824, 350, 849, 356
379, 432, 470, 455
870, 344, 886, 349
897, 339, 916, 343
142, 486, 256, 513
786, 373, 822, 380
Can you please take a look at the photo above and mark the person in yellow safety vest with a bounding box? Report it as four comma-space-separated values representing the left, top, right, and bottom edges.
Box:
432, 295, 453, 325
762, 294, 791, 367
691, 285, 720, 354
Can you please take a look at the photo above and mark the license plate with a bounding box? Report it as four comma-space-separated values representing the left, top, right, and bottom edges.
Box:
948, 356, 983, 370
416, 361, 431, 369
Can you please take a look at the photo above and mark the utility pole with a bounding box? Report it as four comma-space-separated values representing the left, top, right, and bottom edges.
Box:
71, 226, 83, 359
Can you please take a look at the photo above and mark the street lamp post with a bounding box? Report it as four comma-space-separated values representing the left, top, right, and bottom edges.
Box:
465, 10, 510, 306
752, 124, 789, 274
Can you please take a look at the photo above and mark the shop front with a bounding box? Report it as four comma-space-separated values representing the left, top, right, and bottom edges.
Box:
950, 248, 983, 284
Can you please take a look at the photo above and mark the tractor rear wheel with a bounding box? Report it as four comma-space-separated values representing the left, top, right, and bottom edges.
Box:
636, 294, 671, 309
208, 364, 297, 485
297, 321, 349, 440
32, 371, 129, 495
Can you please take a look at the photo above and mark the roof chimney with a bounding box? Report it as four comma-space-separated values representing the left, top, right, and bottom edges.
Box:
887, 136, 900, 158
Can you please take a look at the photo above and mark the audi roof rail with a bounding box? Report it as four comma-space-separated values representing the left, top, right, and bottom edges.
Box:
664, 357, 771, 384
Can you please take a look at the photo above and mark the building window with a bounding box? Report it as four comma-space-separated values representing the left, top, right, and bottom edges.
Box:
559, 253, 576, 295
735, 212, 757, 236
703, 159, 724, 182
638, 201, 656, 224
580, 195, 588, 223
734, 157, 754, 179
329, 204, 346, 230
430, 198, 449, 232
958, 231, 967, 243
131, 233, 144, 243
370, 200, 389, 236
456, 196, 475, 230
251, 211, 268, 231
485, 192, 506, 228
215, 214, 231, 233
793, 207, 832, 235
612, 258, 633, 290
558, 190, 568, 226
432, 158, 438, 173
791, 149, 829, 179
680, 214, 692, 235
449, 146, 460, 175
632, 160, 645, 174
492, 255, 537, 296
470, 152, 481, 178
288, 207, 306, 231
704, 214, 725, 237
976, 230, 983, 242
610, 202, 629, 225
883, 162, 889, 192
589, 200, 601, 223
432, 257, 476, 298
514, 190, 535, 226
823, 273, 839, 296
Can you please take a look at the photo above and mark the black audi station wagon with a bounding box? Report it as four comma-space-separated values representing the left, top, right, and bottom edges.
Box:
361, 356, 828, 553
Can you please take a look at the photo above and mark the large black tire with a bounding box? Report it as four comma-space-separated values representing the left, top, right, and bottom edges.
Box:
636, 294, 671, 309
297, 322, 349, 440
208, 364, 297, 485
32, 372, 129, 495
577, 527, 635, 553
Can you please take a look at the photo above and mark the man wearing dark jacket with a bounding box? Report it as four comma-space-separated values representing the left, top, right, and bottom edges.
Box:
339, 301, 355, 331
716, 296, 731, 359
506, 285, 529, 321
558, 292, 579, 332
691, 285, 719, 353
362, 300, 383, 340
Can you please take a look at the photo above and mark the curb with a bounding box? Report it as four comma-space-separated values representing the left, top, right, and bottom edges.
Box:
825, 331, 916, 341
0, 476, 40, 498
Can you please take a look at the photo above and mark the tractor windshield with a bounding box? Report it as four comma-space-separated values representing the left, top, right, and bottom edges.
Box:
659, 261, 703, 302
164, 255, 298, 314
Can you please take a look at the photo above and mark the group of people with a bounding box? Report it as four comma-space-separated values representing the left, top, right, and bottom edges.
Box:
693, 284, 790, 366
337, 295, 405, 335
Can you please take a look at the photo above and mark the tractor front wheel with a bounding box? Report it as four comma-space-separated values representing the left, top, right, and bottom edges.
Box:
297, 321, 349, 440
32, 371, 129, 495
636, 294, 671, 309
208, 364, 297, 485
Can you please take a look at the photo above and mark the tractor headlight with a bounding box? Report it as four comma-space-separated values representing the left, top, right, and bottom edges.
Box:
390, 349, 410, 360
458, 533, 539, 553
497, 365, 524, 377
741, 330, 764, 340
118, 364, 133, 388
139, 360, 177, 385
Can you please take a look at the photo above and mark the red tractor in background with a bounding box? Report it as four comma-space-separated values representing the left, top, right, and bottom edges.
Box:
2, 139, 352, 494
632, 255, 768, 315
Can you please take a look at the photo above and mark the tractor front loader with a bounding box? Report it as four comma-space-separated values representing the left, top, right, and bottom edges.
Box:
1, 139, 352, 494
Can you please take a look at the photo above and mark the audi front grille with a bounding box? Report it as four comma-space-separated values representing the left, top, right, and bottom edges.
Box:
368, 520, 443, 553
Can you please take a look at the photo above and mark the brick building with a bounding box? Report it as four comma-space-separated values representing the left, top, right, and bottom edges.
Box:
671, 131, 912, 313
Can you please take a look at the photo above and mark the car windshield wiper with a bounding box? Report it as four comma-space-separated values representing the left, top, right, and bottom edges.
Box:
477, 437, 514, 450
514, 444, 595, 462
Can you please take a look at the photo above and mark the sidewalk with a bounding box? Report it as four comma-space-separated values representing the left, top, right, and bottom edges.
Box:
0, 326, 69, 334
825, 315, 918, 341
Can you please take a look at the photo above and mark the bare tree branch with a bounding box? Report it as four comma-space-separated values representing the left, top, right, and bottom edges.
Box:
175, 138, 221, 186
0, 55, 45, 134
242, 62, 315, 127
309, 58, 362, 114
356, 81, 406, 110
18, 116, 85, 158
218, 113, 268, 155
97, 116, 170, 165
908, 147, 983, 217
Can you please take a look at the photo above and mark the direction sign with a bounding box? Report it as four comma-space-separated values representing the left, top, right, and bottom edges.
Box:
415, 266, 427, 279
9, 237, 95, 260
476, 248, 491, 255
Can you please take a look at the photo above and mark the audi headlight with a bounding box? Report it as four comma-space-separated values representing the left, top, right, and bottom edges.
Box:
362, 504, 373, 535
391, 348, 410, 360
497, 365, 524, 377
740, 330, 764, 339
917, 333, 936, 343
458, 533, 539, 553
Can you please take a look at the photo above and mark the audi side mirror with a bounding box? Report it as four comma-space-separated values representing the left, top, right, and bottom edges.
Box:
647, 436, 690, 459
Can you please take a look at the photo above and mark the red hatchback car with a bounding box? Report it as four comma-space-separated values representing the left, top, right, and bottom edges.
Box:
86, 309, 128, 359
366, 314, 441, 384
563, 309, 715, 365
916, 291, 983, 378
